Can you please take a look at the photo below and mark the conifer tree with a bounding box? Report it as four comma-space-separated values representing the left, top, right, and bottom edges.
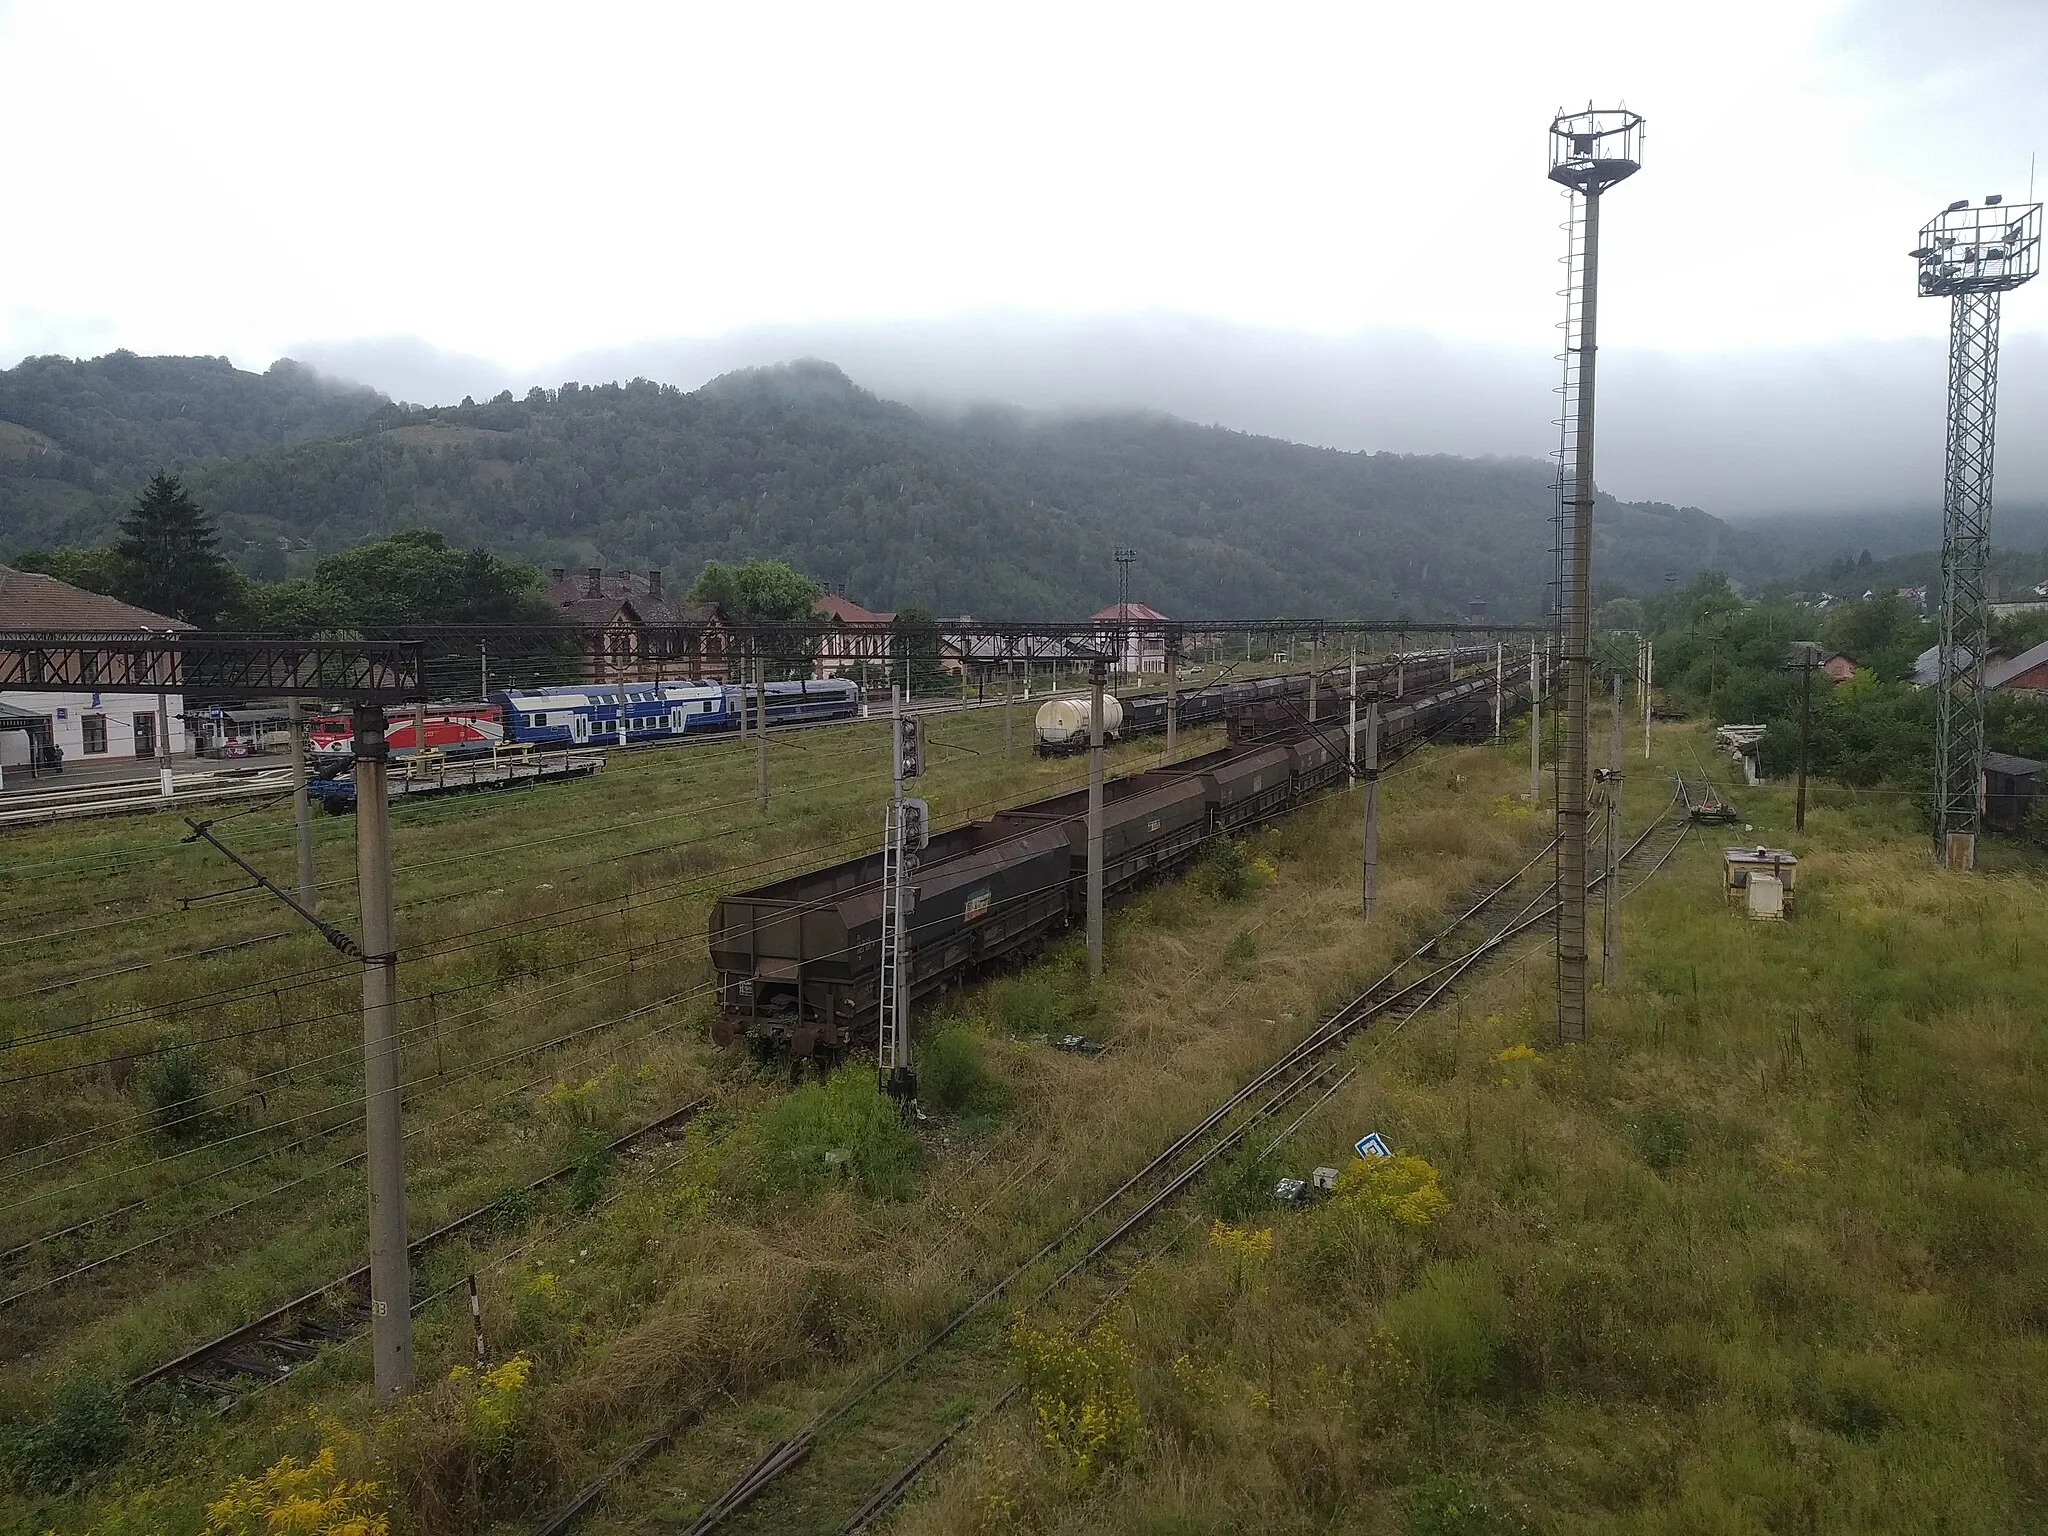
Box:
114, 472, 238, 625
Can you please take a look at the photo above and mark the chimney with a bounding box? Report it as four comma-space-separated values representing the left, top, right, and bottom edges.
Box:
586, 566, 602, 598
648, 569, 663, 598
551, 567, 565, 585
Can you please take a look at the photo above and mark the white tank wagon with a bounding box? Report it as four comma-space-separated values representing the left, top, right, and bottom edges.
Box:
1033, 694, 1124, 755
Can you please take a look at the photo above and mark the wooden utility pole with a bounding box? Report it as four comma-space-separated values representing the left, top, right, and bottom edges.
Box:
288, 697, 316, 912
351, 707, 413, 1402
1087, 660, 1106, 979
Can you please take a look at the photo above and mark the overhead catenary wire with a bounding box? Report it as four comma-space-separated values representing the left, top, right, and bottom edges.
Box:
6, 672, 1511, 1314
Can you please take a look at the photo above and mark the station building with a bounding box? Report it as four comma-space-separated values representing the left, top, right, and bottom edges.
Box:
0, 564, 191, 775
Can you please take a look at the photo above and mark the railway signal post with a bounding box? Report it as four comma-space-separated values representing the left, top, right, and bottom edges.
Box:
351, 707, 414, 1401
1087, 658, 1107, 978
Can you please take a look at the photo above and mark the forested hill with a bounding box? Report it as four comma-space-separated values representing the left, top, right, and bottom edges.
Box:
2, 355, 1749, 617
0, 352, 387, 555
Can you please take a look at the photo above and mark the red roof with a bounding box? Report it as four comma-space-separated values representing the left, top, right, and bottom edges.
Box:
815, 593, 895, 626
1090, 602, 1171, 624
0, 565, 192, 632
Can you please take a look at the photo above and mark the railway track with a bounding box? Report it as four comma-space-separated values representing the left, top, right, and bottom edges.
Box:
97, 668, 1511, 1411
534, 790, 1693, 1536
125, 1096, 708, 1403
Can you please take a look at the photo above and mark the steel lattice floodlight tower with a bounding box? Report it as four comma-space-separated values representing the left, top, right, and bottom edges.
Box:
1547, 105, 1643, 1045
1911, 194, 2042, 871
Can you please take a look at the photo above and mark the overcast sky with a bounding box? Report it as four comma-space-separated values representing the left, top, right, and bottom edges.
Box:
1, 0, 2044, 518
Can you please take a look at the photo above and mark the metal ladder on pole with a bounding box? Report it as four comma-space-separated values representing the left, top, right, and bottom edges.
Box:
1550, 187, 1587, 631
876, 801, 904, 1084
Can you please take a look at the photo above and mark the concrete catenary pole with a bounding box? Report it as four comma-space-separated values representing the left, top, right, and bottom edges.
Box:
1087, 661, 1106, 978
1347, 649, 1359, 779
1362, 695, 1381, 918
288, 697, 316, 912
1004, 657, 1014, 758
1795, 647, 1814, 833
1493, 641, 1503, 741
156, 686, 173, 797
1165, 638, 1178, 762
1528, 640, 1542, 805
1643, 636, 1654, 761
351, 707, 413, 1402
1602, 671, 1623, 989
755, 655, 768, 811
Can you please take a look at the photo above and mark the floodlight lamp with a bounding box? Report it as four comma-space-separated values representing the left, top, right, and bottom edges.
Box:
1987, 194, 2004, 205
1547, 106, 1644, 195
1914, 197, 2042, 296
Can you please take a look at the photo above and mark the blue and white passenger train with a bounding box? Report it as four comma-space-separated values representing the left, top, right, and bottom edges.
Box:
487, 677, 862, 747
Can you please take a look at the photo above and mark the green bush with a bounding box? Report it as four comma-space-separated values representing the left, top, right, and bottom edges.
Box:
1383, 1260, 1503, 1400
1221, 927, 1259, 979
1635, 1110, 1690, 1172
919, 1025, 1010, 1124
993, 974, 1072, 1037
1207, 839, 1255, 901
568, 1130, 612, 1212
1204, 1150, 1280, 1223
135, 1046, 217, 1142
758, 1067, 921, 1200
2, 1373, 127, 1492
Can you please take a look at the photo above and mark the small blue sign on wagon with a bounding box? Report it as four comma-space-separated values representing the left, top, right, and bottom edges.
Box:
1354, 1131, 1391, 1160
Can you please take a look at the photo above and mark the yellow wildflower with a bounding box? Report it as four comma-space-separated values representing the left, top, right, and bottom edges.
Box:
1330, 1153, 1450, 1228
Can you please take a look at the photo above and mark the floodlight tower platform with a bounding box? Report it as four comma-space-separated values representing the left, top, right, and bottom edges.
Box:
1911, 195, 2042, 870
1547, 106, 1642, 1045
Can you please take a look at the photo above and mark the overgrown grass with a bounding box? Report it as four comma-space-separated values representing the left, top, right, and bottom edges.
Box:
899, 728, 2048, 1535
5, 686, 1610, 1536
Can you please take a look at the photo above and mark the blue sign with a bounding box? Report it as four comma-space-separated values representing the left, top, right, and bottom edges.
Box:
1354, 1131, 1391, 1160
